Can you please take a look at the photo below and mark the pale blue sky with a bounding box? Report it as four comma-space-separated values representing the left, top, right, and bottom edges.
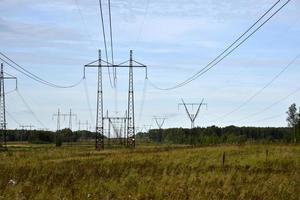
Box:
1, 0, 300, 132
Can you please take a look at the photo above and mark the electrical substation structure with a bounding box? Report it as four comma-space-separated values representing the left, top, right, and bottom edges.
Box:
104, 110, 127, 146
178, 98, 207, 129
0, 63, 17, 150
84, 50, 147, 150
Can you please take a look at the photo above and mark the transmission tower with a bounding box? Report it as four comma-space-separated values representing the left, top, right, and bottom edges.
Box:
19, 125, 34, 141
68, 109, 77, 130
0, 63, 17, 150
52, 109, 61, 131
53, 109, 77, 130
77, 120, 89, 131
84, 50, 147, 150
20, 125, 34, 130
178, 98, 207, 129
153, 116, 167, 143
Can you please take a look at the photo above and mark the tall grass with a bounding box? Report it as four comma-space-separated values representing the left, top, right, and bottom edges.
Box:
0, 144, 299, 199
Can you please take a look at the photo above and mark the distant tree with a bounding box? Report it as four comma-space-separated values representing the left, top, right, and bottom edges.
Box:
287, 104, 298, 127
286, 103, 299, 143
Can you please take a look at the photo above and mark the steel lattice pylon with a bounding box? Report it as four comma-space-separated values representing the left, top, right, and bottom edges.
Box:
0, 63, 17, 150
95, 50, 104, 150
127, 50, 135, 147
0, 64, 6, 149
84, 50, 147, 150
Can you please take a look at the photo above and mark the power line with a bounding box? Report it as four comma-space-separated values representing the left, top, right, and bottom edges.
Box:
230, 86, 300, 124
107, 0, 119, 115
134, 0, 150, 47
98, 0, 114, 88
16, 90, 47, 129
73, 0, 98, 48
6, 110, 21, 126
0, 52, 83, 88
108, 0, 115, 81
248, 113, 285, 124
149, 0, 291, 90
137, 78, 148, 128
83, 78, 95, 125
214, 53, 300, 122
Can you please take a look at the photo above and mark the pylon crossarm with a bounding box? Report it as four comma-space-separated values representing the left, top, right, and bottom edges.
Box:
194, 98, 205, 120
180, 99, 194, 122
85, 58, 113, 66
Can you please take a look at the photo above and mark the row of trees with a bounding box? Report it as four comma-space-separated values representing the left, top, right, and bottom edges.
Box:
136, 103, 300, 145
137, 126, 291, 145
4, 104, 299, 145
5, 129, 95, 144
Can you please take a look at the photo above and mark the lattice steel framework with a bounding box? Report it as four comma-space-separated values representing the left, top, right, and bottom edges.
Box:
0, 63, 17, 150
84, 50, 147, 150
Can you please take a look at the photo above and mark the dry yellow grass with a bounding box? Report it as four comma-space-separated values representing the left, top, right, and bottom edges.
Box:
0, 144, 299, 199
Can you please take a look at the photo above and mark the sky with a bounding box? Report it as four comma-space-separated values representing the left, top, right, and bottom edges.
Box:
0, 0, 300, 133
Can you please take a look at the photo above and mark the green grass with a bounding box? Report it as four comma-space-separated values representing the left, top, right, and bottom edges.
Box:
0, 143, 299, 199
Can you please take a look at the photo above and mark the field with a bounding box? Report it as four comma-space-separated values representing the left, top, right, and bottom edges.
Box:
0, 143, 300, 200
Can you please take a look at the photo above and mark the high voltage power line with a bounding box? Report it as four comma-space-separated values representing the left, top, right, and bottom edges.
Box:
0, 52, 83, 89
108, 0, 115, 83
16, 90, 46, 129
6, 110, 21, 126
235, 86, 300, 123
149, 0, 291, 91
212, 53, 300, 123
98, 0, 114, 88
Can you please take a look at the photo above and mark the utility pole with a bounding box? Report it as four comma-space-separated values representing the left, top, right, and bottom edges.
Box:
153, 116, 167, 143
0, 63, 17, 150
178, 98, 207, 129
84, 50, 147, 150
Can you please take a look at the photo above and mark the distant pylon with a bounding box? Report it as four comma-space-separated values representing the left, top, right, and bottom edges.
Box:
153, 116, 167, 143
178, 98, 207, 129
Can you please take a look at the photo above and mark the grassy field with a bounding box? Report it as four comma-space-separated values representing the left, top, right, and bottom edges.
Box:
0, 143, 299, 200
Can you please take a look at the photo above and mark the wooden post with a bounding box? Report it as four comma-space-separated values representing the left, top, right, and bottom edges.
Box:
222, 152, 226, 166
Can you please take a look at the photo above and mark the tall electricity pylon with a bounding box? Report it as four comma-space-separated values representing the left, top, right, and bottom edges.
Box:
153, 116, 167, 143
84, 50, 147, 150
53, 109, 77, 130
178, 98, 207, 129
68, 109, 77, 130
0, 63, 17, 150
52, 109, 61, 131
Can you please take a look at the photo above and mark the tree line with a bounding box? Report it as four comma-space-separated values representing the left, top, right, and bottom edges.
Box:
138, 103, 300, 145
4, 104, 300, 145
5, 129, 95, 144
137, 126, 292, 145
